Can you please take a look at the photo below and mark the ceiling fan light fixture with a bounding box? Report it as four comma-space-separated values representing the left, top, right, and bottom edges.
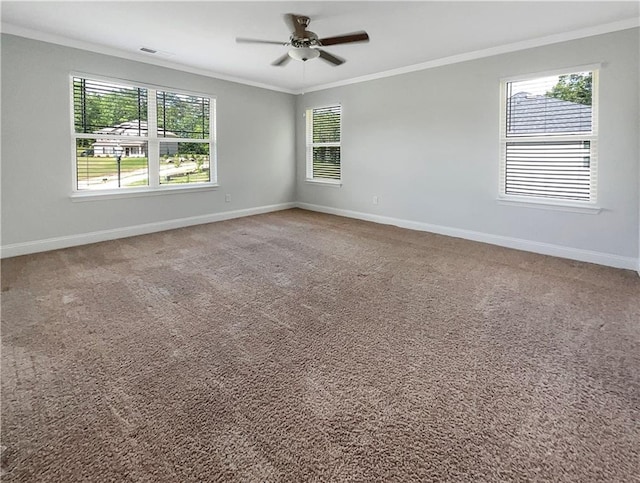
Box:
288, 47, 319, 62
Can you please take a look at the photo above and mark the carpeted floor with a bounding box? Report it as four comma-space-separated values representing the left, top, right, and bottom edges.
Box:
1, 208, 639, 482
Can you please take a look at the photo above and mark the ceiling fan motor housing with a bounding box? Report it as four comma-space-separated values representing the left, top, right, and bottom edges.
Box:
291, 31, 319, 48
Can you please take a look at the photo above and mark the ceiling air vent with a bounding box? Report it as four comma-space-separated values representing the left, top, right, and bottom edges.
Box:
139, 47, 174, 58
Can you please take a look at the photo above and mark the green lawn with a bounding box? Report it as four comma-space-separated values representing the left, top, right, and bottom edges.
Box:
76, 152, 211, 187
160, 170, 210, 185
128, 170, 210, 187
76, 155, 149, 177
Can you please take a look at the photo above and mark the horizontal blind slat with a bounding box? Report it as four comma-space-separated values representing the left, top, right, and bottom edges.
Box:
505, 140, 591, 201
312, 105, 341, 143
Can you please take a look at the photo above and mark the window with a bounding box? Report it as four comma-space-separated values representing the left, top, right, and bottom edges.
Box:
499, 68, 597, 203
306, 105, 341, 182
72, 75, 216, 192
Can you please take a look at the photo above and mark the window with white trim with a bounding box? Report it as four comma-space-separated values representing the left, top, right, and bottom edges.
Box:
306, 105, 341, 182
499, 69, 597, 202
72, 76, 216, 191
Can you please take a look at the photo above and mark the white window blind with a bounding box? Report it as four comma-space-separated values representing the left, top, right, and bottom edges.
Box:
505, 141, 591, 200
500, 70, 597, 203
306, 105, 341, 181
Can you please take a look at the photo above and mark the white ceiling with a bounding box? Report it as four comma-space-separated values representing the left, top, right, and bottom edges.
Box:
2, 1, 638, 93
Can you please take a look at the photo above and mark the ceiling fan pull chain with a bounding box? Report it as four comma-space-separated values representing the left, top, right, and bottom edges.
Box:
302, 60, 306, 89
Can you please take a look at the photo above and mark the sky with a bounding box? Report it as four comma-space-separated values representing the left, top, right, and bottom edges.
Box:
511, 75, 560, 96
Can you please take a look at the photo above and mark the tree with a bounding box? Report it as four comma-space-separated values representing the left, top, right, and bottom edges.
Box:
74, 81, 148, 136
546, 73, 592, 106
157, 92, 209, 139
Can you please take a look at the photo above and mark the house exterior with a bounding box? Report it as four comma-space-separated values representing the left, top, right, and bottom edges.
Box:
93, 120, 178, 157
507, 92, 592, 134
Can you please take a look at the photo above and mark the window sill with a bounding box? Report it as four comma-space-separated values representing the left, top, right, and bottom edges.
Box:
71, 183, 220, 202
305, 179, 342, 188
496, 196, 601, 214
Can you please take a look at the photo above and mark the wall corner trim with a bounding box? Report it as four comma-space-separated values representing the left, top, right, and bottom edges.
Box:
0, 202, 296, 259
296, 202, 639, 271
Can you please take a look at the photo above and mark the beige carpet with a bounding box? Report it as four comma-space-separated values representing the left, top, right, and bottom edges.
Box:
2, 208, 639, 482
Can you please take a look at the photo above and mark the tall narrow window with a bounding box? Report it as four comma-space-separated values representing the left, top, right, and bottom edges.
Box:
72, 75, 216, 192
499, 69, 597, 202
306, 105, 341, 182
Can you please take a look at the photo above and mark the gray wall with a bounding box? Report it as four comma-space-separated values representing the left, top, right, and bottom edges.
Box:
1, 34, 296, 247
2, 30, 639, 268
296, 28, 640, 263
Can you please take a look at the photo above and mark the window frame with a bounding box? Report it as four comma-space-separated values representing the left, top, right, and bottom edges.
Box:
70, 72, 217, 198
498, 65, 600, 208
305, 103, 342, 185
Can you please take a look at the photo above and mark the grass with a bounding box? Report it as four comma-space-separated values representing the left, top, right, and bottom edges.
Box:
160, 171, 210, 185
76, 151, 211, 187
127, 171, 210, 187
76, 156, 149, 176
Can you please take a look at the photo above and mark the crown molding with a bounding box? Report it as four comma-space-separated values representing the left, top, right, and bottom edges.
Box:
296, 17, 640, 94
2, 16, 638, 96
0, 22, 296, 95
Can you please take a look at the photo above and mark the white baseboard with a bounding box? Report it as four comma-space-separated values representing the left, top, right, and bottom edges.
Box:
4, 201, 638, 273
297, 202, 639, 271
1, 202, 296, 259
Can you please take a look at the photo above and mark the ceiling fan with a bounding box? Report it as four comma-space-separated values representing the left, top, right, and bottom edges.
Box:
236, 13, 370, 66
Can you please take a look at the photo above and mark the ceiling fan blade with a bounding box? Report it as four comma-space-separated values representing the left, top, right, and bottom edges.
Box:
319, 31, 369, 46
285, 13, 308, 38
271, 53, 292, 66
236, 37, 288, 46
318, 49, 345, 66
